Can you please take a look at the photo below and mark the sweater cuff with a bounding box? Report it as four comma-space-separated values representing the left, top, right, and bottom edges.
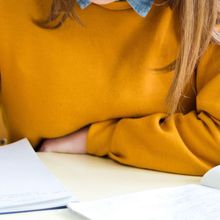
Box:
86, 119, 118, 156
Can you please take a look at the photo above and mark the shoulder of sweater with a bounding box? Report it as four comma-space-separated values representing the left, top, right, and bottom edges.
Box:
0, 0, 52, 26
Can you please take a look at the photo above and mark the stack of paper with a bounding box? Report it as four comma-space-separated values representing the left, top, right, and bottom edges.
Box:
0, 138, 78, 214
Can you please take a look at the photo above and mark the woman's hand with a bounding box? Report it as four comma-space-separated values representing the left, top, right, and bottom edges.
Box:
39, 126, 90, 154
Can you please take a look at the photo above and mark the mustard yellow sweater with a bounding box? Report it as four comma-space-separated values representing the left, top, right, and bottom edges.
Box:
0, 0, 220, 175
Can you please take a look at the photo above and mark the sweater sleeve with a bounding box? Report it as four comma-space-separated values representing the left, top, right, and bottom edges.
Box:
86, 44, 220, 176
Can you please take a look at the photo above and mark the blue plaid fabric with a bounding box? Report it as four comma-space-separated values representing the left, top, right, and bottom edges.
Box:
76, 0, 154, 17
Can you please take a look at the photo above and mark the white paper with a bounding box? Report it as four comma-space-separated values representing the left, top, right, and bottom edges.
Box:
68, 184, 220, 220
0, 138, 78, 214
200, 165, 220, 189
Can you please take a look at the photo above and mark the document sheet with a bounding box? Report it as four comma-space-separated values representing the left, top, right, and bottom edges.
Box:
69, 184, 220, 220
0, 138, 77, 214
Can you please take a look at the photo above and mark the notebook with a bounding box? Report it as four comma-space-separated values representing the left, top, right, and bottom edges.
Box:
68, 164, 220, 219
0, 138, 78, 214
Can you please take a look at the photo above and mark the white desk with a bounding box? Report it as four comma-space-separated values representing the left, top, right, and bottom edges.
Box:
1, 153, 200, 220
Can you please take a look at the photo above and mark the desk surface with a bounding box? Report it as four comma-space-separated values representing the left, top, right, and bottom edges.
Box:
1, 153, 200, 220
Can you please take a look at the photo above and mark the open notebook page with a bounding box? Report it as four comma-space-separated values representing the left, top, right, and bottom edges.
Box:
200, 165, 220, 189
0, 138, 77, 214
68, 184, 220, 220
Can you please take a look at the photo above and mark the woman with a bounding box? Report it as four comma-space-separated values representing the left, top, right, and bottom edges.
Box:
0, 0, 219, 175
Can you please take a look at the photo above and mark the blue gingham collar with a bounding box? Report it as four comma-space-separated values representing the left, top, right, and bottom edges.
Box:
76, 0, 154, 17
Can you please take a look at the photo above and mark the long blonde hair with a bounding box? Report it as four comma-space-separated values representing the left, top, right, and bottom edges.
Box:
37, 0, 220, 114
